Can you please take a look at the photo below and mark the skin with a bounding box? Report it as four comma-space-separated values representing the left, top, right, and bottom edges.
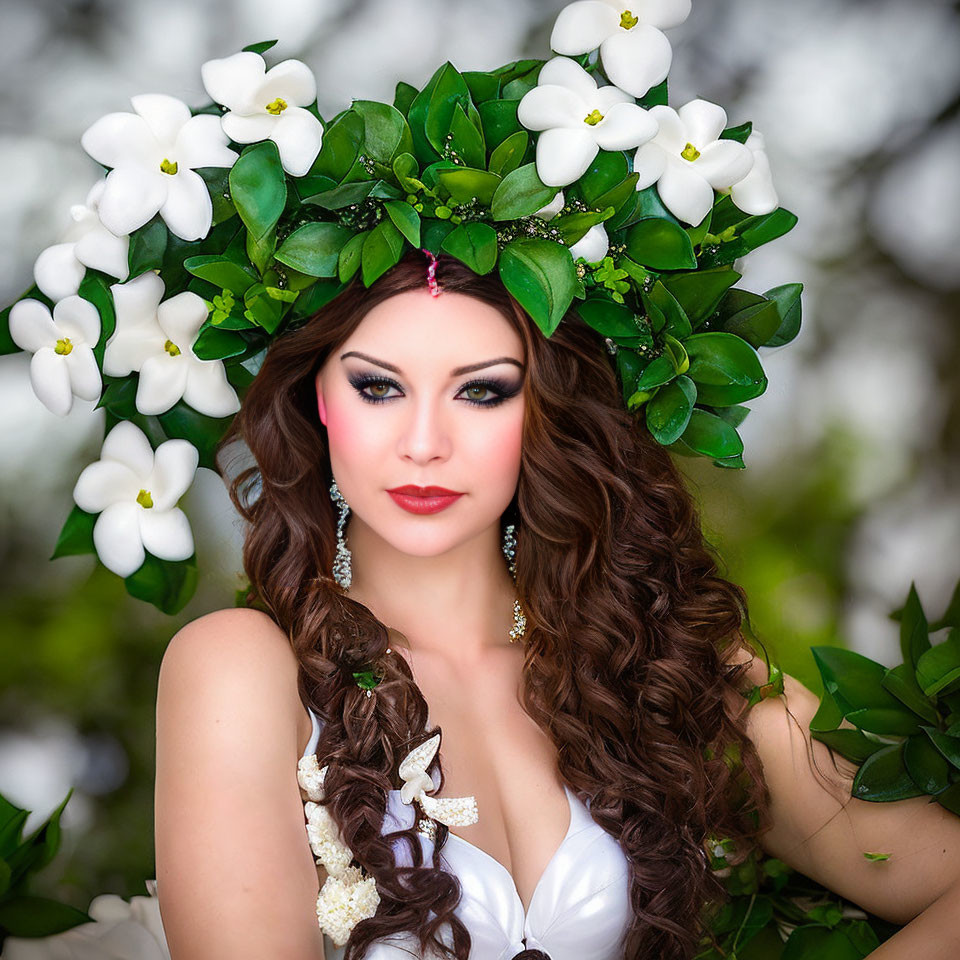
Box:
313, 286, 526, 663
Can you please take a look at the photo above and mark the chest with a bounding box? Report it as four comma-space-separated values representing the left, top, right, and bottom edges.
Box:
397, 644, 572, 915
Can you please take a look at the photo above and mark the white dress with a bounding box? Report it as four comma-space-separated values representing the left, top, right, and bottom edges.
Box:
301, 707, 634, 960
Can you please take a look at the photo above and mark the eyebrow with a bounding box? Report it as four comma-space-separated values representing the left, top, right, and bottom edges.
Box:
339, 351, 524, 376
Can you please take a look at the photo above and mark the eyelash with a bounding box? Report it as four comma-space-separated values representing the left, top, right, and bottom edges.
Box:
347, 374, 519, 408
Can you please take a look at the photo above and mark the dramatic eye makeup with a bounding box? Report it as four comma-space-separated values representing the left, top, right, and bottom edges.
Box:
346, 372, 521, 408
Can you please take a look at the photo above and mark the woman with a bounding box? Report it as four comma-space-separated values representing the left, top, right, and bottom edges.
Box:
152, 250, 960, 960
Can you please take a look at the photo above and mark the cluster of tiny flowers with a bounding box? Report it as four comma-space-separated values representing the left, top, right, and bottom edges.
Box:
314, 865, 381, 947
337, 199, 384, 231
297, 754, 381, 946
495, 216, 564, 247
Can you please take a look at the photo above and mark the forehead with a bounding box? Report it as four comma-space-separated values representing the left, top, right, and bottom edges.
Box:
342, 289, 523, 365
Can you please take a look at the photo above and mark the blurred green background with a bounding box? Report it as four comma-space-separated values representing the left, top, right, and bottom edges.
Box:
1, 0, 958, 912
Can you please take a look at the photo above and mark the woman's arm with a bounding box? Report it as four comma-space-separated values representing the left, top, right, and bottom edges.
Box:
739, 657, 960, 952
155, 607, 325, 960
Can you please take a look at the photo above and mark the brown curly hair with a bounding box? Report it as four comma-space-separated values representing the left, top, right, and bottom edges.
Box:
219, 248, 775, 960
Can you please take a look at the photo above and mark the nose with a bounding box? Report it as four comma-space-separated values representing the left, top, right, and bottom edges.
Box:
396, 393, 453, 465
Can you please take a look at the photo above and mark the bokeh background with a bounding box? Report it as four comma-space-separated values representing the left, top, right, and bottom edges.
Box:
1, 0, 958, 910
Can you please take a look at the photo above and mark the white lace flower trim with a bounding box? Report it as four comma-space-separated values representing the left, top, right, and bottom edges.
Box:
314, 864, 381, 948
298, 754, 379, 944
398, 732, 479, 828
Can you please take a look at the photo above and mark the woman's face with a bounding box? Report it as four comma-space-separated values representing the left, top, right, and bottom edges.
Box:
314, 288, 526, 559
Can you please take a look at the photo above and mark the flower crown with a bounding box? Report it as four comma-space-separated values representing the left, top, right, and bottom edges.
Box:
0, 0, 802, 614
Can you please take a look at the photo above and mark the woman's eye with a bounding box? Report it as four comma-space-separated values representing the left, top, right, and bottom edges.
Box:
348, 374, 515, 408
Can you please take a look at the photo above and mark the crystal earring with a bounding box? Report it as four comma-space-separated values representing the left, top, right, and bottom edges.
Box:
329, 479, 352, 589
502, 522, 526, 644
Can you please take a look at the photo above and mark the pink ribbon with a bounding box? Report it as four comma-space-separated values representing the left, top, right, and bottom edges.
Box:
421, 247, 441, 297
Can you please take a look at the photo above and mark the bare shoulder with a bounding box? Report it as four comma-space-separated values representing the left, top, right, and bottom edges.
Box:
155, 607, 324, 959
730, 654, 960, 925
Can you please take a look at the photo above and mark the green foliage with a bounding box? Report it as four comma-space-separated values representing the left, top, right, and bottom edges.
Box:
699, 581, 960, 958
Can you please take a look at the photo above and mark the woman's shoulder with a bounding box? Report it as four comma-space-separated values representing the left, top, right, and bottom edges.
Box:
159, 607, 304, 747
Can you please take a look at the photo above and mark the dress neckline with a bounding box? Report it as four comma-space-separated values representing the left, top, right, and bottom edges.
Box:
438, 782, 580, 917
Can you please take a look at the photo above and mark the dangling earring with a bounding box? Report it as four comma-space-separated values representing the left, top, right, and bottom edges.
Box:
502, 522, 527, 643
329, 479, 352, 589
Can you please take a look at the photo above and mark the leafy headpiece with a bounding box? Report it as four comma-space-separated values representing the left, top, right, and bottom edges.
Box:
1, 0, 802, 612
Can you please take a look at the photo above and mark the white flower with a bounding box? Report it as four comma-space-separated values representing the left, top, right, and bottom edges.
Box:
632, 98, 756, 226
315, 865, 381, 948
550, 0, 692, 99
535, 189, 567, 220
80, 93, 239, 241
721, 130, 779, 216
519, 56, 658, 187
398, 733, 478, 827
2, 882, 169, 960
534, 191, 610, 262
304, 799, 356, 876
104, 271, 240, 418
9, 296, 101, 416
201, 51, 324, 177
73, 420, 199, 577
32, 180, 130, 302
569, 223, 610, 261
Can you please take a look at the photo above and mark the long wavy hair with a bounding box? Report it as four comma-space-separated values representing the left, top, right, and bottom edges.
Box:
219, 249, 777, 960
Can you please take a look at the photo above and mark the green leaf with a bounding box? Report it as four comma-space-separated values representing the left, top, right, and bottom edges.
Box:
362, 219, 405, 286
921, 726, 960, 773
183, 255, 258, 294
740, 207, 798, 249
810, 728, 886, 764
440, 222, 498, 274
916, 631, 960, 698
421, 217, 456, 254
716, 291, 782, 348
50, 505, 97, 560
308, 109, 364, 181
338, 231, 367, 282
488, 130, 529, 177
646, 375, 696, 444
127, 219, 168, 276
0, 895, 92, 938
77, 272, 116, 367
383, 200, 422, 247
904, 733, 952, 794
229, 141, 287, 241
577, 150, 628, 205
852, 742, 925, 801
764, 281, 804, 347
498, 238, 577, 336
575, 298, 641, 339
158, 401, 234, 471
435, 167, 502, 206
275, 222, 354, 277
625, 217, 697, 270
899, 581, 932, 668
191, 326, 248, 362
679, 407, 744, 459
637, 355, 678, 391
351, 99, 414, 164
478, 99, 522, 151
301, 179, 377, 210
424, 62, 475, 157
448, 102, 486, 169
245, 223, 276, 276
241, 39, 278, 55
124, 552, 198, 615
463, 70, 501, 104
660, 267, 741, 327
394, 80, 418, 115
683, 332, 767, 406
490, 162, 559, 220
811, 646, 924, 734
881, 662, 939, 724
393, 152, 424, 193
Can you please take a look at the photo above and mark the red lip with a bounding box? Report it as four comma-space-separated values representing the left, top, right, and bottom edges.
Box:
387, 485, 464, 496
386, 485, 464, 515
